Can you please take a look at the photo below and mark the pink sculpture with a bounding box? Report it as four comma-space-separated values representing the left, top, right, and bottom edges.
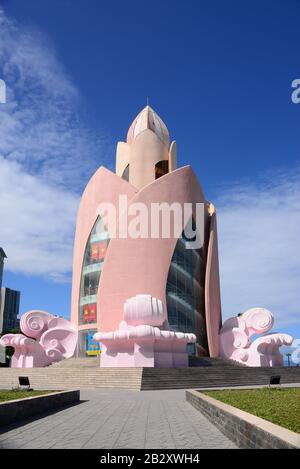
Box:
94, 294, 196, 368
219, 308, 293, 367
0, 310, 78, 368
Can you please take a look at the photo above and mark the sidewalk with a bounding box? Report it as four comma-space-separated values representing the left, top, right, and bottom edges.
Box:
0, 389, 237, 449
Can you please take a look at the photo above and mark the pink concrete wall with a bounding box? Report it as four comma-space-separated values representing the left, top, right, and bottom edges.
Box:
70, 166, 137, 328
97, 166, 206, 332
205, 213, 222, 357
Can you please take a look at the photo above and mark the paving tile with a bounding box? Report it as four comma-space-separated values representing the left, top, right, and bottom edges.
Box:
0, 389, 237, 449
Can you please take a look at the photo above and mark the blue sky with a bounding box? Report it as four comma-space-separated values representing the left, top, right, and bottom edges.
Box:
0, 0, 299, 347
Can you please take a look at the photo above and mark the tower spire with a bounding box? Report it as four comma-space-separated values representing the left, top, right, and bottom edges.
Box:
116, 105, 176, 190
127, 105, 169, 146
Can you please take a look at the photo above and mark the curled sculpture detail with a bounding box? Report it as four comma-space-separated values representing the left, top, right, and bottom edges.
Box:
219, 307, 293, 367
0, 310, 78, 368
20, 310, 52, 340
94, 294, 196, 368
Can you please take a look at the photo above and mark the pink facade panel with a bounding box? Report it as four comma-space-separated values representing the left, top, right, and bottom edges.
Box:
97, 166, 208, 332
205, 213, 222, 357
71, 166, 137, 329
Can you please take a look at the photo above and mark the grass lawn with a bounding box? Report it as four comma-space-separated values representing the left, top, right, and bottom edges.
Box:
204, 387, 300, 434
0, 390, 52, 403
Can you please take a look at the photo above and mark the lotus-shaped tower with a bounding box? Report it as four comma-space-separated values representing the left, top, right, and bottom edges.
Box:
70, 106, 222, 366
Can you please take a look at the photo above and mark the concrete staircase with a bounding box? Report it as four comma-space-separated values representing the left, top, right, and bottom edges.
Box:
49, 357, 100, 368
0, 367, 143, 390
188, 356, 246, 367
141, 366, 300, 390
50, 356, 246, 368
0, 359, 299, 391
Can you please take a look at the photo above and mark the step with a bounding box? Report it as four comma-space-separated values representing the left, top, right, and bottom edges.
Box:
49, 357, 101, 368
1, 366, 299, 390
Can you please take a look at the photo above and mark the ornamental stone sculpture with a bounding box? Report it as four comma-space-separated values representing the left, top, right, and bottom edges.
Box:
219, 307, 293, 367
93, 294, 196, 368
0, 310, 78, 368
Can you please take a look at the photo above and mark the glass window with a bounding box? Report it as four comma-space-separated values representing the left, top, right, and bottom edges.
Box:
166, 222, 208, 356
155, 160, 169, 179
78, 216, 110, 325
122, 164, 129, 182
78, 329, 100, 357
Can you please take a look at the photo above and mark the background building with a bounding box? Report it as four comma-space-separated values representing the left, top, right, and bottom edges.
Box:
0, 248, 7, 336
0, 249, 20, 335
0, 248, 6, 297
0, 287, 20, 334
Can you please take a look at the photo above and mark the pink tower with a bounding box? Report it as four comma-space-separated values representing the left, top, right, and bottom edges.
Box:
70, 106, 222, 366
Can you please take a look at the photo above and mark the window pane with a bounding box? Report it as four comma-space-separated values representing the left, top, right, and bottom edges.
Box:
166, 221, 208, 356
78, 216, 110, 325
155, 160, 169, 179
122, 164, 129, 182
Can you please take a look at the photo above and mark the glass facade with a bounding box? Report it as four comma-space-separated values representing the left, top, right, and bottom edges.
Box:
0, 287, 20, 334
78, 216, 110, 326
78, 329, 100, 357
166, 232, 208, 356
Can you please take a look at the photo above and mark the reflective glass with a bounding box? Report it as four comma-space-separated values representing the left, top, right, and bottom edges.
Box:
166, 227, 208, 356
78, 217, 110, 325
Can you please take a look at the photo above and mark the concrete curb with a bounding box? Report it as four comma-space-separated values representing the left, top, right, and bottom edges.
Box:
0, 390, 80, 427
186, 389, 300, 449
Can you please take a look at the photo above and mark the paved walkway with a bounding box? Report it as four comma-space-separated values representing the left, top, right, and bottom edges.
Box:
0, 389, 237, 449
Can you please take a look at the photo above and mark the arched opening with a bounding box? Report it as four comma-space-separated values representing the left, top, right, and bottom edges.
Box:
155, 160, 169, 179
166, 221, 208, 357
78, 216, 110, 327
121, 164, 129, 182
78, 216, 110, 357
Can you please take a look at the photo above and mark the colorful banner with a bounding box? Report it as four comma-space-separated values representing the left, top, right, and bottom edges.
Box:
86, 332, 100, 356
82, 303, 97, 324
83, 304, 89, 323
89, 303, 97, 322
90, 242, 107, 262
98, 242, 107, 259
91, 244, 99, 261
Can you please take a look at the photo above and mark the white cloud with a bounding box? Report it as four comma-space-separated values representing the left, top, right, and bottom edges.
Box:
0, 7, 107, 281
0, 156, 78, 281
0, 8, 107, 189
216, 168, 300, 328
